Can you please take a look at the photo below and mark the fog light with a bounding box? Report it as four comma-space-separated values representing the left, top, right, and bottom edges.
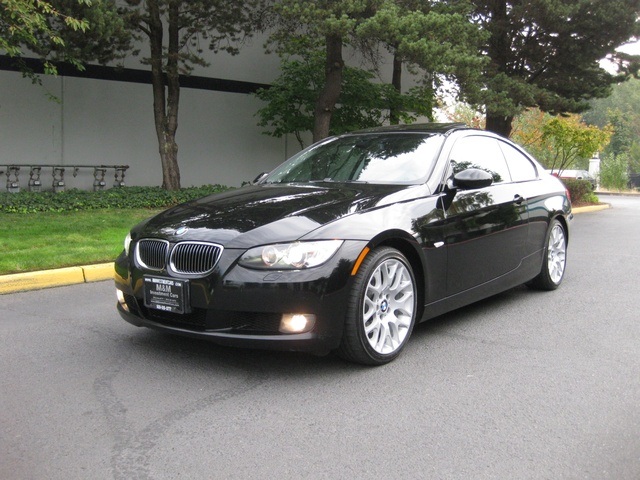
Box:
116, 289, 129, 312
279, 314, 316, 334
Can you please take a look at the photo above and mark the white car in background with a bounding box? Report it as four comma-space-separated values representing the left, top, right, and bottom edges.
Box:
547, 169, 597, 190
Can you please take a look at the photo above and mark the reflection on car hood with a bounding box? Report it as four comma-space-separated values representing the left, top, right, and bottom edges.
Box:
137, 183, 409, 248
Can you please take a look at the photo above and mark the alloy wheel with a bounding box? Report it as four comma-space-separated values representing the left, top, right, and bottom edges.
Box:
547, 223, 566, 285
362, 258, 415, 355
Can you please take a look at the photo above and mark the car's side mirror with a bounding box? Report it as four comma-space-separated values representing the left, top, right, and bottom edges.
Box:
253, 172, 269, 184
451, 168, 494, 190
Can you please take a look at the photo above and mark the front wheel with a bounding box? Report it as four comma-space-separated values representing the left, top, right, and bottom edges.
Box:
527, 219, 567, 290
337, 247, 418, 365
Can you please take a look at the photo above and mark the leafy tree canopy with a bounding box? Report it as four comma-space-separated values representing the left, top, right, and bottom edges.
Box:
1, 0, 131, 79
470, 0, 640, 137
583, 77, 640, 131
255, 51, 432, 148
583, 77, 640, 173
266, 0, 373, 55
356, 0, 486, 100
265, 0, 382, 142
511, 108, 611, 172
443, 101, 486, 129
121, 0, 264, 73
542, 115, 612, 173
263, 0, 486, 142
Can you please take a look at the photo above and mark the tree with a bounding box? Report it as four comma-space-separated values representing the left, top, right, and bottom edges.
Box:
583, 77, 640, 173
265, 0, 485, 143
511, 107, 554, 165
511, 108, 612, 172
599, 152, 630, 190
255, 51, 431, 148
470, 0, 640, 137
0, 0, 129, 81
267, 0, 381, 143
443, 102, 485, 129
44, 0, 132, 66
583, 78, 640, 129
541, 115, 611, 173
1, 0, 88, 77
356, 0, 486, 124
120, 0, 264, 190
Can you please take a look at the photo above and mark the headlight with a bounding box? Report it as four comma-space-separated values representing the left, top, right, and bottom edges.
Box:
239, 240, 343, 270
124, 232, 132, 255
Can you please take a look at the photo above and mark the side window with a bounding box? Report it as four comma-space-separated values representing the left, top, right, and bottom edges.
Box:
499, 141, 538, 182
449, 136, 511, 184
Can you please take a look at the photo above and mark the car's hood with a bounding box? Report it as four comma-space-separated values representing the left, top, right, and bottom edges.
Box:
135, 183, 412, 248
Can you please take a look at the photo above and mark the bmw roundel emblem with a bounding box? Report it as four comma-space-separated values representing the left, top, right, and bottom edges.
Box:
175, 226, 189, 236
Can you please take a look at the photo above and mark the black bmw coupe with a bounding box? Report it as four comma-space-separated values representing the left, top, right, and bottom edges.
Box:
115, 123, 571, 365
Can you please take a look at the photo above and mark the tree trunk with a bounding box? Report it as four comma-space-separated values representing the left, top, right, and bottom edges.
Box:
147, 0, 181, 191
485, 113, 514, 138
390, 50, 402, 125
484, 0, 514, 139
313, 34, 344, 143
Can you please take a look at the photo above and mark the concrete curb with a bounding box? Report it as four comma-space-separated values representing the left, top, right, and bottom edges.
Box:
595, 191, 640, 197
0, 263, 113, 295
571, 204, 610, 214
0, 202, 612, 295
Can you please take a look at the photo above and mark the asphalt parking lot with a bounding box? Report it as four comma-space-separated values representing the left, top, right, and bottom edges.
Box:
1, 195, 639, 479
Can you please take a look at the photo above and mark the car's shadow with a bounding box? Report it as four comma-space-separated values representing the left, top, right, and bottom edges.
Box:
125, 284, 532, 375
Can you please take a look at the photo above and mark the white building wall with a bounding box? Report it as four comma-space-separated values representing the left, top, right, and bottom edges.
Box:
1, 72, 64, 166
0, 40, 293, 190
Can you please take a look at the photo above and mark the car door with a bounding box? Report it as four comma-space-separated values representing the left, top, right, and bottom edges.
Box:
497, 138, 545, 258
442, 134, 529, 295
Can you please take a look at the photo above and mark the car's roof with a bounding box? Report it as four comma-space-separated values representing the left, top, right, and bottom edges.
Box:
350, 122, 469, 135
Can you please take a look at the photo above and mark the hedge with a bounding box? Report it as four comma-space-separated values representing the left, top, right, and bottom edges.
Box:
0, 185, 230, 214
0, 180, 599, 214
561, 178, 598, 205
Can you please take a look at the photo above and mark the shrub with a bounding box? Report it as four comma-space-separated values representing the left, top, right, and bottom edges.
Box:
561, 178, 597, 205
581, 191, 600, 204
599, 153, 629, 190
0, 185, 230, 214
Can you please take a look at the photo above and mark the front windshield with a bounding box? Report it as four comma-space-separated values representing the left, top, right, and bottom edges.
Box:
265, 133, 444, 184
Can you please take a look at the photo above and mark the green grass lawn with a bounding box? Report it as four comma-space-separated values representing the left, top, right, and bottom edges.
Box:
0, 209, 161, 275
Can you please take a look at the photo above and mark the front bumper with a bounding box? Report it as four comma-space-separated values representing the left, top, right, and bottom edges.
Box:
114, 240, 368, 354
116, 302, 332, 354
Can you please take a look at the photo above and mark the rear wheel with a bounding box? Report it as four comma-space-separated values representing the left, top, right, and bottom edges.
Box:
337, 247, 417, 365
527, 219, 567, 290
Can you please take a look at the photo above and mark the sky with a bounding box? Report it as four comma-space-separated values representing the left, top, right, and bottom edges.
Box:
617, 39, 640, 55
600, 39, 640, 73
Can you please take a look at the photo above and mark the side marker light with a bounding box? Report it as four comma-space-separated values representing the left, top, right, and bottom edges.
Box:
350, 247, 371, 276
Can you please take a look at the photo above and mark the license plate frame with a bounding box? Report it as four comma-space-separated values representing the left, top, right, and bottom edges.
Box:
143, 276, 190, 314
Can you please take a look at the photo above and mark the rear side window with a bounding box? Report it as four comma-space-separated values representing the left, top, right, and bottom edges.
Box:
499, 141, 538, 182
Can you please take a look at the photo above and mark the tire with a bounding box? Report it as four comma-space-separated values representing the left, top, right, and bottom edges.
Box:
337, 247, 418, 365
527, 219, 567, 290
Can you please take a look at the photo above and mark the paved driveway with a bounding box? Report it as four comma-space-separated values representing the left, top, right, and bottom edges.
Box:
1, 196, 639, 479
